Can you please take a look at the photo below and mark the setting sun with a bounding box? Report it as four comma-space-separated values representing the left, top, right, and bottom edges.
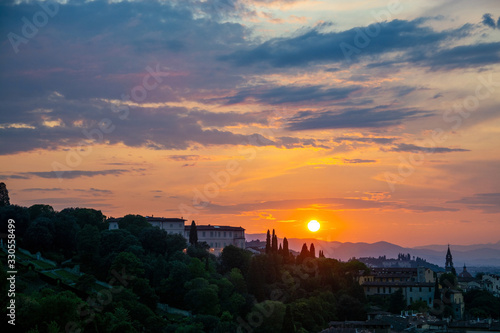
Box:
308, 220, 321, 232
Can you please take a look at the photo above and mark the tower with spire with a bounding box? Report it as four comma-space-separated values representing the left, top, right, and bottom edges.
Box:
445, 245, 457, 276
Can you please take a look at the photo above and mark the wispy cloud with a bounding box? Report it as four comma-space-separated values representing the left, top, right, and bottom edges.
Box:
448, 193, 500, 214
388, 144, 470, 153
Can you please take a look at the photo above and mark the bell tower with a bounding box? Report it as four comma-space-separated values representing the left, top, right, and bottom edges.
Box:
445, 244, 456, 275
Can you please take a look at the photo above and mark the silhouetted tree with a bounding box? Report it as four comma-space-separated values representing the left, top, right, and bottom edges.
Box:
297, 243, 309, 263
281, 304, 296, 333
272, 229, 278, 253
29, 204, 55, 220
388, 288, 406, 314
266, 229, 271, 254
283, 237, 289, 259
278, 243, 283, 255
189, 220, 198, 245
0, 182, 10, 207
309, 243, 316, 258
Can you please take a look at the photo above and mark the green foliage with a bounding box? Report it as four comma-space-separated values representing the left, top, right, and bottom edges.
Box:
110, 251, 145, 278
28, 204, 55, 220
184, 277, 220, 315
75, 273, 96, 293
3, 204, 376, 333
54, 213, 80, 257
408, 300, 429, 312
59, 207, 106, 230
23, 217, 54, 252
0, 205, 30, 239
228, 268, 247, 294
100, 229, 141, 255
251, 300, 286, 333
336, 294, 367, 321
440, 273, 457, 288
77, 224, 100, 267
464, 289, 500, 319
139, 227, 169, 254
220, 244, 252, 274
119, 214, 150, 236
165, 233, 188, 257
388, 288, 406, 314
281, 304, 296, 333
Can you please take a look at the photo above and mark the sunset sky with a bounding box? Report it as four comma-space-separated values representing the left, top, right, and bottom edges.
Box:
1, 0, 499, 247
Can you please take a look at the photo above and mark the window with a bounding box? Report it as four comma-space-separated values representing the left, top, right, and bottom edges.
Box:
429, 298, 432, 304
224, 231, 226, 237
202, 232, 206, 237
367, 287, 370, 292
410, 297, 413, 303
419, 287, 422, 292
170, 224, 173, 228
218, 232, 221, 237
229, 232, 232, 237
210, 243, 213, 247
429, 287, 432, 292
179, 223, 182, 227
377, 287, 380, 293
210, 231, 213, 237
409, 287, 413, 292
383, 287, 386, 294
389, 287, 392, 293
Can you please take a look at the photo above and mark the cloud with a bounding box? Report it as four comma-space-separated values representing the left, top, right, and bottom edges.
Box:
21, 188, 65, 192
343, 158, 377, 164
286, 107, 428, 131
448, 193, 500, 213
220, 19, 472, 68
222, 85, 360, 105
1, 169, 133, 180
166, 155, 205, 161
335, 137, 397, 144
418, 42, 500, 70
194, 197, 457, 214
388, 143, 470, 153
482, 13, 497, 29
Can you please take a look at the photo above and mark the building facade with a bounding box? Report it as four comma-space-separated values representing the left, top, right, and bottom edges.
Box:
184, 224, 245, 254
107, 216, 245, 254
360, 267, 436, 307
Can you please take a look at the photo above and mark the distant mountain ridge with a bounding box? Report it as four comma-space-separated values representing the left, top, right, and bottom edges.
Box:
245, 234, 500, 267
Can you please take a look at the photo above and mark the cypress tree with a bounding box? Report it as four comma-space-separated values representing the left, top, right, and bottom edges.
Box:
265, 229, 271, 254
281, 305, 296, 333
283, 237, 289, 258
271, 229, 278, 253
432, 278, 441, 311
189, 220, 198, 245
297, 243, 309, 263
309, 243, 316, 258
0, 182, 10, 207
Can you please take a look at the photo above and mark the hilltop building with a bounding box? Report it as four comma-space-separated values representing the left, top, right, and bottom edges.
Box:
359, 267, 436, 307
108, 217, 245, 254
483, 274, 500, 297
